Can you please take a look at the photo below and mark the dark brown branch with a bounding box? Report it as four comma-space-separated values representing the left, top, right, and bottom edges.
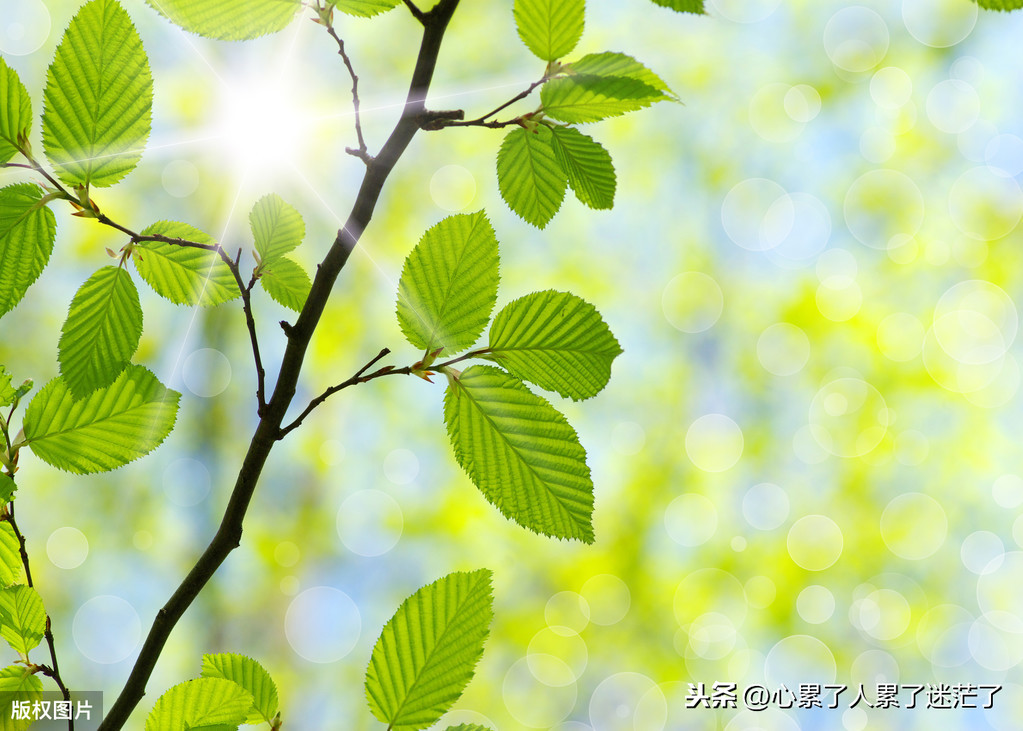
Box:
425, 76, 548, 129
325, 24, 371, 164
5, 502, 72, 728
98, 1, 462, 726
402, 0, 427, 24
279, 348, 404, 436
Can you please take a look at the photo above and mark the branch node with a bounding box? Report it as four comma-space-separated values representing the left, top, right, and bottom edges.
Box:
417, 109, 465, 130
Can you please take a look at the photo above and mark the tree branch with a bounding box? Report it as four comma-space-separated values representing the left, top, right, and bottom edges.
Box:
4, 502, 73, 728
402, 0, 427, 24
324, 23, 371, 164
423, 76, 548, 129
98, 1, 462, 726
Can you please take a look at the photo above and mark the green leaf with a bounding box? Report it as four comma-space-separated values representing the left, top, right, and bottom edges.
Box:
975, 0, 1023, 9
547, 127, 616, 209
0, 586, 45, 657
0, 368, 13, 407
396, 212, 499, 355
541, 75, 668, 123
259, 256, 311, 312
513, 0, 585, 61
566, 52, 676, 99
332, 0, 402, 17
0, 184, 57, 320
0, 665, 43, 731
365, 569, 494, 730
444, 365, 594, 542
145, 677, 252, 731
444, 726, 495, 731
0, 475, 14, 508
648, 0, 705, 13
145, 0, 302, 40
486, 290, 622, 400
57, 266, 142, 399
201, 653, 279, 726
497, 126, 567, 229
133, 221, 240, 306
250, 193, 304, 264
42, 0, 152, 188
0, 58, 31, 165
23, 365, 180, 474
0, 525, 22, 588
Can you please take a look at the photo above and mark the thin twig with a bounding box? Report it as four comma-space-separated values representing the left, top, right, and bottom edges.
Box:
425, 76, 548, 129
5, 502, 73, 729
325, 24, 372, 164
99, 2, 463, 725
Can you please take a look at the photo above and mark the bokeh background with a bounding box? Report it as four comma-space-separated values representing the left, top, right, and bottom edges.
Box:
2, 0, 1023, 728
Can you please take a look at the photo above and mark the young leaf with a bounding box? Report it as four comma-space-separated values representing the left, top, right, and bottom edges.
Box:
649, 0, 705, 13
144, 0, 302, 40
976, 0, 1023, 9
513, 0, 585, 61
0, 58, 32, 164
487, 290, 622, 400
396, 212, 499, 355
250, 193, 305, 264
0, 525, 23, 588
57, 266, 143, 399
0, 183, 57, 320
547, 127, 616, 209
444, 365, 595, 542
0, 586, 45, 657
566, 52, 676, 99
132, 221, 240, 306
0, 665, 43, 731
144, 677, 253, 731
332, 0, 402, 17
0, 368, 13, 407
259, 256, 311, 312
497, 126, 567, 229
365, 569, 494, 730
0, 474, 14, 508
540, 74, 668, 123
23, 365, 180, 474
200, 653, 279, 726
42, 0, 152, 188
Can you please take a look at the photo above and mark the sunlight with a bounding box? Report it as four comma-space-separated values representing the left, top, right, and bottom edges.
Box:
214, 77, 310, 175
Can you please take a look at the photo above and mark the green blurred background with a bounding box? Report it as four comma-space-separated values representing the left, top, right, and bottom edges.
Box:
2, 0, 1023, 728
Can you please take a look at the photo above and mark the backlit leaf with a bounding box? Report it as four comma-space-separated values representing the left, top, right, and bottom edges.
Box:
0, 58, 31, 164
547, 126, 616, 209
541, 74, 668, 123
144, 0, 302, 40
975, 0, 1023, 9
332, 0, 402, 17
0, 665, 43, 731
0, 586, 45, 656
365, 570, 494, 730
0, 526, 22, 589
42, 0, 152, 188
445, 365, 594, 542
259, 256, 310, 312
201, 653, 279, 726
0, 184, 56, 320
487, 290, 622, 400
648, 0, 705, 13
566, 52, 676, 99
250, 193, 304, 263
496, 126, 567, 228
132, 221, 240, 306
24, 365, 180, 474
58, 266, 142, 398
513, 0, 585, 61
144, 677, 252, 731
396, 212, 499, 355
